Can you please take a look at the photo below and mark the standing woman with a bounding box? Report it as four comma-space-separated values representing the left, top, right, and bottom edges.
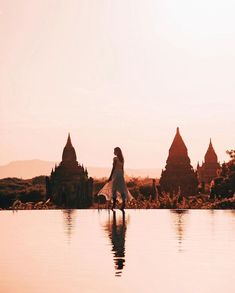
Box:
98, 147, 132, 210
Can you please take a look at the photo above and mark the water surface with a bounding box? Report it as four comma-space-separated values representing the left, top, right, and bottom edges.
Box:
1, 209, 235, 293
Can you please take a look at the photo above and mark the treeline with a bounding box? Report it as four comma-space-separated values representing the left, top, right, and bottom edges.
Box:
0, 176, 46, 208
211, 150, 235, 199
0, 149, 234, 209
0, 176, 157, 209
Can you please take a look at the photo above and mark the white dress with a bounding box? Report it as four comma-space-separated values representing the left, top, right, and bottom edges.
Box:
98, 157, 133, 202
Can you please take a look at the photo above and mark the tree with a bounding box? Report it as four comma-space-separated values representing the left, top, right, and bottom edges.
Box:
210, 150, 235, 198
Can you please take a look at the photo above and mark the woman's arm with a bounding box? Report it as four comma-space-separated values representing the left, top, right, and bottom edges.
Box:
108, 157, 116, 181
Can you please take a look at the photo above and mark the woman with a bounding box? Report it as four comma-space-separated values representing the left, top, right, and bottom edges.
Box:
98, 147, 132, 210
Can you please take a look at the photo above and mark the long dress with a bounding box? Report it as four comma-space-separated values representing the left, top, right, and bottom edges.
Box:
98, 157, 133, 202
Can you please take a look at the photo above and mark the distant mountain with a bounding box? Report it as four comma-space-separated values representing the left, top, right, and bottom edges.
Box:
0, 160, 161, 179
0, 160, 56, 179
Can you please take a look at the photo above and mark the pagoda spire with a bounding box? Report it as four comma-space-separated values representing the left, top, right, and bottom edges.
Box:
62, 133, 77, 163
197, 139, 221, 185
205, 138, 218, 163
168, 127, 188, 160
66, 133, 72, 147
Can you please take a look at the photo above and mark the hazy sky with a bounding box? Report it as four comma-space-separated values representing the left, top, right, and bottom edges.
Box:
1, 0, 234, 169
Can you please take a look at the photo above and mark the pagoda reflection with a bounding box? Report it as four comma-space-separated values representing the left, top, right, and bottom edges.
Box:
62, 209, 76, 243
170, 210, 188, 253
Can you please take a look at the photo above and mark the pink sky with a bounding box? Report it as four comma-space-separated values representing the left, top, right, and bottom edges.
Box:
0, 0, 234, 169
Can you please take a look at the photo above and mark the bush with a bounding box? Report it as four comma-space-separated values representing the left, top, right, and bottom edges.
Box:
0, 192, 16, 208
19, 190, 43, 203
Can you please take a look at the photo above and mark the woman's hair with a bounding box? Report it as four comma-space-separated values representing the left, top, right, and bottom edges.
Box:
114, 147, 124, 163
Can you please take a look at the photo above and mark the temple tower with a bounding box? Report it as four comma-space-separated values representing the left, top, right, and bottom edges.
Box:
197, 139, 220, 187
160, 127, 198, 196
46, 134, 93, 208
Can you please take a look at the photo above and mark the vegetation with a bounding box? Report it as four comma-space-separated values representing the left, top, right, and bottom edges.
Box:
0, 176, 46, 208
93, 174, 235, 209
1, 150, 235, 210
210, 150, 235, 199
94, 192, 235, 210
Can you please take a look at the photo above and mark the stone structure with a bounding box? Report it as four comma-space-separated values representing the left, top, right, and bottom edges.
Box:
197, 139, 220, 187
46, 134, 93, 208
160, 127, 198, 196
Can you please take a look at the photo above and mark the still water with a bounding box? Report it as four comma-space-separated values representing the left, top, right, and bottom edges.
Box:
1, 209, 235, 293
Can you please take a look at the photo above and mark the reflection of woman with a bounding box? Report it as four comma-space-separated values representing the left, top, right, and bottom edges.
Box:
112, 211, 126, 276
105, 210, 126, 277
98, 147, 132, 210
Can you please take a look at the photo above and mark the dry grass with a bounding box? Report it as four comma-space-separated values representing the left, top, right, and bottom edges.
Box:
92, 192, 235, 210
4, 193, 235, 210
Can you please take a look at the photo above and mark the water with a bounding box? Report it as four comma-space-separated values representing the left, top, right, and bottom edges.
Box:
1, 209, 235, 293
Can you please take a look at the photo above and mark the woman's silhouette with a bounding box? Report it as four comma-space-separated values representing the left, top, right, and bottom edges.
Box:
98, 147, 132, 210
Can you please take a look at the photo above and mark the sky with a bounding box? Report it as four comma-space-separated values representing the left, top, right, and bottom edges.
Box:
0, 0, 235, 170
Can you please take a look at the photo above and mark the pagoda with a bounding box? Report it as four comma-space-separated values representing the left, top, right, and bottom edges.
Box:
46, 134, 93, 208
197, 139, 220, 187
159, 127, 198, 196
